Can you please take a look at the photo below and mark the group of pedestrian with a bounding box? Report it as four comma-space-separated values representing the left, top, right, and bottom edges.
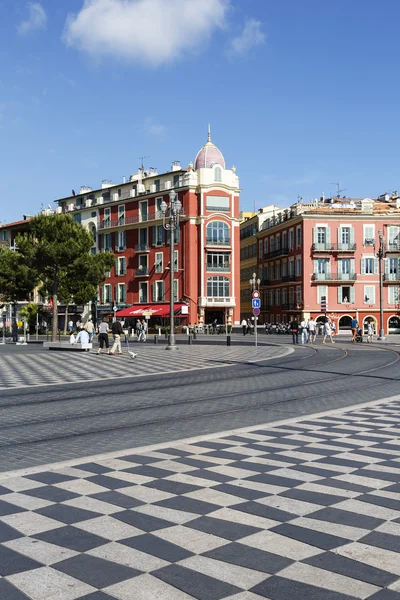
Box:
135, 319, 148, 342
290, 317, 337, 345
241, 318, 255, 335
69, 318, 95, 345
97, 319, 124, 355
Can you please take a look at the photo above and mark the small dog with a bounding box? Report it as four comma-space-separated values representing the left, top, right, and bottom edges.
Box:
128, 351, 137, 359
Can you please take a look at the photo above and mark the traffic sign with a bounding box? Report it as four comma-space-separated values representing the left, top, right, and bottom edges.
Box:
253, 308, 260, 316
320, 295, 327, 312
252, 298, 261, 309
252, 290, 260, 299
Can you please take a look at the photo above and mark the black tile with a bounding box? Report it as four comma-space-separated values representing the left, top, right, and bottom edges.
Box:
353, 468, 400, 482
292, 446, 339, 456
86, 475, 134, 489
315, 457, 366, 468
355, 449, 400, 460
121, 533, 192, 562
307, 507, 384, 530
305, 551, 398, 587
359, 531, 400, 553
227, 461, 276, 473
0, 545, 42, 575
213, 483, 267, 500
367, 591, 400, 600
204, 542, 293, 574
154, 496, 219, 515
54, 554, 141, 588
384, 483, 400, 493
122, 465, 175, 478
153, 564, 241, 600
233, 501, 297, 522
0, 486, 11, 495
118, 454, 159, 464
157, 448, 190, 457
314, 439, 365, 449
315, 478, 373, 493
203, 450, 254, 461
37, 504, 101, 524
35, 525, 108, 552
222, 435, 260, 443
25, 472, 75, 484
23, 485, 79, 503
251, 575, 356, 600
270, 523, 350, 550
357, 494, 400, 510
114, 510, 173, 531
0, 521, 24, 543
185, 469, 233, 483
90, 490, 143, 509
145, 479, 202, 495
77, 462, 112, 474
77, 593, 118, 600
0, 579, 32, 600
173, 457, 221, 469
292, 465, 347, 479
246, 473, 304, 487
280, 488, 345, 506
191, 441, 233, 450
186, 515, 261, 541
0, 498, 25, 517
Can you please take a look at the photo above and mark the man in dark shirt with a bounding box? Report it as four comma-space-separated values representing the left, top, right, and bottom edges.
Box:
290, 320, 299, 345
351, 316, 358, 342
110, 320, 123, 355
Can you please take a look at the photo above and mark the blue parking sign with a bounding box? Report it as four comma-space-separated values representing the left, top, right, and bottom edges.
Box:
252, 298, 261, 309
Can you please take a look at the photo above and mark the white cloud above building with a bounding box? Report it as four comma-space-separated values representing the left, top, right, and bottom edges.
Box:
227, 18, 266, 57
17, 2, 47, 35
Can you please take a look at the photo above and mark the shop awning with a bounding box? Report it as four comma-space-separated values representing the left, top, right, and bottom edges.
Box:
115, 303, 188, 318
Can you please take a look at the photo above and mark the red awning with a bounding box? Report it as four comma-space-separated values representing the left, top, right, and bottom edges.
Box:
115, 303, 188, 318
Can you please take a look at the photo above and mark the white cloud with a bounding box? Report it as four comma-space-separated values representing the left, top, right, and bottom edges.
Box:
63, 0, 229, 66
227, 18, 265, 56
17, 2, 47, 35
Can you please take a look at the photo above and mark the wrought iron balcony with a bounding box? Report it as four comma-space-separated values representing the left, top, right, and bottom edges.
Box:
312, 272, 357, 281
282, 275, 296, 282
206, 237, 231, 246
206, 265, 230, 272
260, 279, 270, 286
135, 244, 149, 252
134, 267, 149, 277
312, 243, 356, 252
387, 243, 400, 252
384, 273, 400, 282
263, 247, 289, 259
98, 210, 185, 230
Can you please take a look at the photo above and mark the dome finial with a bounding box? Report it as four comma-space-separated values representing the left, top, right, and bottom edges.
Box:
207, 123, 211, 142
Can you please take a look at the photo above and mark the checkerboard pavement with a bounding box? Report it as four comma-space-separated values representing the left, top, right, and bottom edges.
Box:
0, 399, 399, 599
0, 343, 291, 390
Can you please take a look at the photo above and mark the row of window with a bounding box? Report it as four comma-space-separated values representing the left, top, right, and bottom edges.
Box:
240, 243, 256, 260
261, 257, 302, 280
314, 257, 400, 275
259, 226, 302, 257
314, 225, 400, 246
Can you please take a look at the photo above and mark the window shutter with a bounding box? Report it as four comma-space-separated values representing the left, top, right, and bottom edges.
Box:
325, 259, 330, 275
314, 259, 318, 274
384, 258, 389, 275
350, 227, 355, 245
152, 283, 156, 301
152, 226, 156, 245
337, 287, 342, 303
361, 258, 365, 275
350, 259, 355, 275
313, 228, 318, 244
371, 286, 376, 304
350, 286, 355, 303
326, 227, 331, 246
162, 282, 165, 300
374, 258, 379, 275
338, 226, 342, 243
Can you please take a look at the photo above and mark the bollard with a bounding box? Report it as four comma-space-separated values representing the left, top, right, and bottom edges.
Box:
227, 335, 231, 346
154, 335, 158, 344
193, 331, 197, 340
188, 334, 193, 345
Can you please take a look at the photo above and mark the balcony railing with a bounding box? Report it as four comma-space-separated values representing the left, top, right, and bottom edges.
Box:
263, 247, 289, 259
135, 268, 149, 277
312, 272, 357, 281
206, 237, 231, 246
282, 274, 296, 282
260, 279, 270, 286
387, 243, 400, 252
98, 210, 185, 230
281, 304, 301, 311
312, 243, 357, 252
135, 244, 149, 252
384, 273, 400, 282
206, 265, 230, 272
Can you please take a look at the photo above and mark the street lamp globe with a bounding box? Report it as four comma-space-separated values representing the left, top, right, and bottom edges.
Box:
169, 189, 177, 204
160, 200, 167, 213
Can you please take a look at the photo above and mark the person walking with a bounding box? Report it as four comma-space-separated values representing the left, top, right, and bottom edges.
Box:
323, 320, 335, 344
300, 318, 309, 344
67, 319, 74, 333
241, 318, 247, 336
97, 318, 110, 355
308, 318, 316, 343
135, 320, 141, 338
290, 319, 299, 344
110, 320, 123, 355
85, 318, 95, 342
367, 319, 375, 343
138, 319, 147, 342
351, 316, 358, 342
247, 318, 253, 335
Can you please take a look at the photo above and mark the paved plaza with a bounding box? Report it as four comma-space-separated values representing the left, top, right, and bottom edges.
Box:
0, 396, 399, 599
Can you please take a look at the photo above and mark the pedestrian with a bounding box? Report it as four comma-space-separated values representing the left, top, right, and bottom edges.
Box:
142, 319, 148, 341
241, 318, 247, 336
331, 320, 336, 337
300, 318, 309, 344
97, 318, 110, 355
67, 319, 74, 333
290, 319, 299, 344
85, 318, 95, 342
110, 319, 123, 355
308, 318, 316, 343
76, 328, 90, 344
69, 332, 76, 344
323, 320, 335, 344
367, 319, 375, 343
138, 319, 147, 342
212, 319, 218, 334
247, 318, 253, 335
351, 315, 358, 342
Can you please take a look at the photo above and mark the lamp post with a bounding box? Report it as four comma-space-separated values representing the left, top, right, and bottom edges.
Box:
161, 189, 182, 350
374, 230, 386, 340
249, 272, 260, 348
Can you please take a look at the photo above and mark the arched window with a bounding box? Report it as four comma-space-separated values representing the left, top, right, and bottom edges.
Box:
206, 221, 230, 245
214, 166, 222, 182
91, 225, 97, 243
207, 276, 230, 297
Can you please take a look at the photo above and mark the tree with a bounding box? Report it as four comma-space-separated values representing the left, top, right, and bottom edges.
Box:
16, 213, 115, 341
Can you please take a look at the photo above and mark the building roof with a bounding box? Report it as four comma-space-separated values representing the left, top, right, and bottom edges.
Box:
194, 126, 226, 170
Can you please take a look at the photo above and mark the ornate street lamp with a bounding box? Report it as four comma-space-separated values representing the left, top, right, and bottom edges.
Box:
161, 190, 182, 350
374, 230, 386, 340
249, 272, 261, 348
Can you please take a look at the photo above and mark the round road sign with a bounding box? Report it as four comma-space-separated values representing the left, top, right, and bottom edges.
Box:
252, 290, 260, 299
253, 307, 261, 316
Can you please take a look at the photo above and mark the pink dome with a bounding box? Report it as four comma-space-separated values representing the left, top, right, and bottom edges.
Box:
194, 127, 225, 170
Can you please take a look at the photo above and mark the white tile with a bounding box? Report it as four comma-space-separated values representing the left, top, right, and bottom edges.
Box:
279, 562, 379, 599
335, 474, 396, 489
149, 460, 197, 473
4, 537, 78, 565
265, 468, 322, 482
112, 485, 173, 504
63, 496, 121, 515
132, 504, 198, 524
0, 477, 45, 492
75, 515, 143, 540
180, 555, 266, 588
337, 542, 400, 575
279, 450, 329, 461
105, 471, 154, 485
154, 525, 227, 554
334, 499, 400, 521
256, 495, 321, 516
88, 541, 168, 571
229, 479, 288, 495
53, 467, 95, 478
291, 517, 368, 541
184, 487, 246, 507
208, 465, 260, 479
7, 566, 95, 600
97, 458, 138, 470
240, 530, 322, 560
209, 507, 279, 531
0, 492, 53, 510
295, 482, 359, 499
1, 511, 63, 536
165, 473, 219, 488
54, 479, 108, 495
376, 521, 400, 537
105, 572, 193, 599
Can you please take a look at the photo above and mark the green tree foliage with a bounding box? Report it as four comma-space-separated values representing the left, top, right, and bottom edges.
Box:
16, 213, 115, 341
0, 245, 35, 303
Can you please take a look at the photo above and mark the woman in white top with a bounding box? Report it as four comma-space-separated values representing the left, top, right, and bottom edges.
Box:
322, 320, 335, 344
367, 320, 375, 343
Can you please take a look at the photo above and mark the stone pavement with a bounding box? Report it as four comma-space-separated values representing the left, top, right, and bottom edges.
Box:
0, 398, 399, 599
0, 343, 291, 390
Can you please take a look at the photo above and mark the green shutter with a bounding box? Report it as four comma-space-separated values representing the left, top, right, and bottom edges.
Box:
350, 227, 355, 245
374, 258, 379, 275
313, 227, 318, 244
338, 286, 342, 303
361, 258, 365, 275
326, 227, 331, 247
350, 259, 355, 275
350, 286, 355, 303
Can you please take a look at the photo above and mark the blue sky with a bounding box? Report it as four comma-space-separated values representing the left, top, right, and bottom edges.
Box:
1, 0, 400, 223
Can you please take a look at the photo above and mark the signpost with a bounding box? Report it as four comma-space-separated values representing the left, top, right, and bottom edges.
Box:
252, 300, 261, 348
320, 295, 327, 321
